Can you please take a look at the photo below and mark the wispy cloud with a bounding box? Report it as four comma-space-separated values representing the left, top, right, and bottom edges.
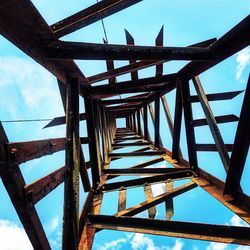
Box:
97, 238, 126, 250
236, 47, 250, 81
206, 242, 228, 250
0, 56, 64, 119
0, 219, 33, 250
97, 233, 184, 250
130, 233, 158, 250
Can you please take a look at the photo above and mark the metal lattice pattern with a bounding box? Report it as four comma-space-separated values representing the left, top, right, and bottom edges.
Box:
0, 1, 250, 249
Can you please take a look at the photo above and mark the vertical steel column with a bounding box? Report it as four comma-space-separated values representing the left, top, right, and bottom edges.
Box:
181, 79, 198, 171
84, 95, 102, 186
133, 113, 137, 133
100, 106, 108, 162
63, 77, 80, 250
172, 79, 183, 160
126, 116, 129, 128
137, 110, 142, 136
154, 94, 160, 148
143, 104, 149, 141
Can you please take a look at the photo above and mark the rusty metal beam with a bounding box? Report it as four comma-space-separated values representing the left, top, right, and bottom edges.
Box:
51, 0, 142, 38
181, 80, 198, 170
24, 166, 65, 206
46, 41, 214, 61
116, 181, 197, 217
109, 150, 165, 158
89, 214, 250, 245
43, 113, 87, 129
6, 137, 89, 165
103, 167, 190, 176
154, 94, 160, 148
89, 73, 176, 95
195, 144, 233, 152
62, 77, 80, 250
193, 114, 239, 127
100, 170, 194, 191
125, 29, 139, 80
87, 38, 216, 84
192, 76, 230, 172
190, 90, 244, 103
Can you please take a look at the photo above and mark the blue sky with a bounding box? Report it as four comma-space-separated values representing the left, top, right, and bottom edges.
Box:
0, 0, 250, 249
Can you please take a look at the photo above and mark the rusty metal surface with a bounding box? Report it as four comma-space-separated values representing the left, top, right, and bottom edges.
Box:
0, 1, 249, 249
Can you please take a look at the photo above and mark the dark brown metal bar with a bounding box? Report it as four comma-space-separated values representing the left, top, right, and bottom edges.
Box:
62, 77, 80, 250
6, 137, 89, 165
103, 167, 190, 175
192, 76, 230, 172
137, 110, 142, 136
154, 94, 160, 148
224, 75, 250, 197
87, 38, 216, 84
193, 115, 239, 127
155, 26, 164, 76
100, 170, 194, 191
25, 166, 65, 206
148, 103, 163, 146
109, 150, 165, 158
43, 113, 87, 129
51, 0, 142, 38
89, 214, 250, 245
100, 96, 148, 106
79, 147, 91, 192
88, 60, 164, 84
112, 142, 150, 147
103, 38, 116, 84
46, 41, 214, 61
84, 96, 102, 186
89, 73, 177, 95
190, 90, 244, 103
125, 29, 139, 80
181, 80, 198, 170
195, 144, 233, 152
143, 104, 149, 141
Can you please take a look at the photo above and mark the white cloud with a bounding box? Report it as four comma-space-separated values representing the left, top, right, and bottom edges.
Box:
130, 233, 158, 250
0, 56, 64, 119
151, 183, 166, 197
129, 233, 183, 250
98, 238, 126, 250
236, 47, 250, 81
167, 240, 183, 250
206, 242, 250, 250
50, 216, 59, 232
206, 242, 228, 250
229, 215, 249, 227
0, 219, 33, 250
